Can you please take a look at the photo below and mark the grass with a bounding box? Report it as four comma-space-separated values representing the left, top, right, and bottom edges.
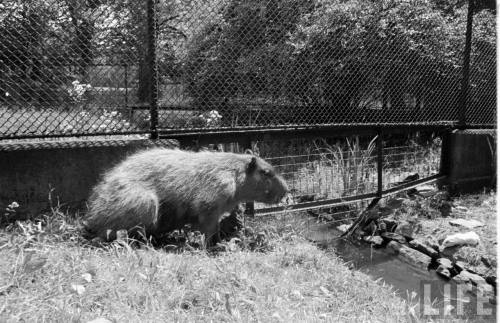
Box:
259, 136, 441, 205
0, 209, 418, 323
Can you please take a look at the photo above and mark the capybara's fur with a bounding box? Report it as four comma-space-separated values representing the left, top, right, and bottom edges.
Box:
83, 148, 288, 244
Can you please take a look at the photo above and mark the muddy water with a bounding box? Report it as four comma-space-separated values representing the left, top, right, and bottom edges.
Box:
306, 222, 496, 323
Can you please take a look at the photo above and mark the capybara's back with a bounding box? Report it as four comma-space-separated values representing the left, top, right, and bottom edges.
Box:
83, 148, 288, 242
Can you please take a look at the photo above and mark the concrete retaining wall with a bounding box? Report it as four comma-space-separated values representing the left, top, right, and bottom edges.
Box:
0, 138, 177, 220
443, 129, 496, 193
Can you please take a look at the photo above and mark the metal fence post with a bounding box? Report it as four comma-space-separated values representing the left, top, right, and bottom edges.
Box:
376, 131, 384, 198
459, 0, 474, 129
147, 0, 159, 139
242, 136, 256, 217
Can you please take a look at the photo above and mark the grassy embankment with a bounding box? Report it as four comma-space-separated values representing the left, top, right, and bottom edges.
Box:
0, 208, 416, 323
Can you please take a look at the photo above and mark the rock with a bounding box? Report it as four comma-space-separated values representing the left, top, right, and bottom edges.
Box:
477, 282, 495, 297
454, 261, 467, 272
409, 239, 439, 258
395, 220, 419, 239
381, 232, 407, 244
381, 219, 398, 232
336, 224, 351, 233
436, 258, 453, 269
451, 277, 495, 307
441, 232, 480, 249
453, 270, 486, 285
388, 241, 432, 267
416, 185, 438, 197
424, 237, 440, 252
441, 245, 462, 258
363, 235, 384, 246
385, 197, 405, 210
436, 265, 451, 279
387, 241, 403, 254
449, 219, 484, 229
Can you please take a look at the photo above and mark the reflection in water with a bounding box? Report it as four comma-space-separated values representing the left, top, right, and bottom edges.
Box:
307, 223, 496, 323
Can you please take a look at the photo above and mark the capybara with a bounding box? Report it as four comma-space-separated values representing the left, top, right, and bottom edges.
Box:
82, 148, 288, 244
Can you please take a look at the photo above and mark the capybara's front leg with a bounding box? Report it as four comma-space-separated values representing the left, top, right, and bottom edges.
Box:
199, 213, 221, 247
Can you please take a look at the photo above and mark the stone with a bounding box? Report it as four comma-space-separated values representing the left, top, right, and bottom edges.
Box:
387, 240, 402, 253
385, 197, 405, 210
477, 282, 495, 298
387, 241, 432, 267
454, 261, 467, 272
436, 258, 453, 269
453, 270, 487, 285
441, 232, 480, 249
449, 219, 484, 229
436, 265, 451, 279
381, 232, 407, 244
381, 219, 398, 232
409, 239, 439, 258
395, 220, 420, 239
363, 235, 384, 246
416, 185, 438, 197
441, 245, 462, 258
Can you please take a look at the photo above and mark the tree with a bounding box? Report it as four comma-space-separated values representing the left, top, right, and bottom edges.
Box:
182, 0, 496, 124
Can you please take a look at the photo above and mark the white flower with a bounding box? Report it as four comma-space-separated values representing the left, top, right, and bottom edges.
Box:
5, 92, 10, 97
8, 202, 19, 209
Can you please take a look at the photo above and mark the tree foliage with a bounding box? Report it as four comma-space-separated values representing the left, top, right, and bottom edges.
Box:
183, 0, 495, 123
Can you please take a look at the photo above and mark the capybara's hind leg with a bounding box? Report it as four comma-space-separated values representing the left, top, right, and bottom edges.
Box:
96, 188, 160, 241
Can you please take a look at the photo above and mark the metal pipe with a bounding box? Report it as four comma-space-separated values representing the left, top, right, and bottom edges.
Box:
376, 132, 383, 198
147, 0, 159, 139
459, 0, 474, 128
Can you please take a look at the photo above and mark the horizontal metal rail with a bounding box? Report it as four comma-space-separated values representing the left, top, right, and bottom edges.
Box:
255, 174, 445, 216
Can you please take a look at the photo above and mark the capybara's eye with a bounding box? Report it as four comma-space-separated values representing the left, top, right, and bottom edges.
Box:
260, 169, 273, 177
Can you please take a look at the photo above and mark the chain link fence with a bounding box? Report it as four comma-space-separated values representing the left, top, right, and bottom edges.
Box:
0, 0, 496, 139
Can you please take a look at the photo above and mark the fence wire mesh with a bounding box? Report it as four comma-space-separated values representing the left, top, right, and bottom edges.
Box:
0, 0, 496, 139
247, 134, 442, 213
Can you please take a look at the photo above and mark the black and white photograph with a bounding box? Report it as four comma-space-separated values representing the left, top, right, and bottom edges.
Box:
0, 0, 497, 321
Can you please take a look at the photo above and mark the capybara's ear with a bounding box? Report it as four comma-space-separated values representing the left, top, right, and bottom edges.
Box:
247, 156, 257, 173
244, 149, 254, 155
